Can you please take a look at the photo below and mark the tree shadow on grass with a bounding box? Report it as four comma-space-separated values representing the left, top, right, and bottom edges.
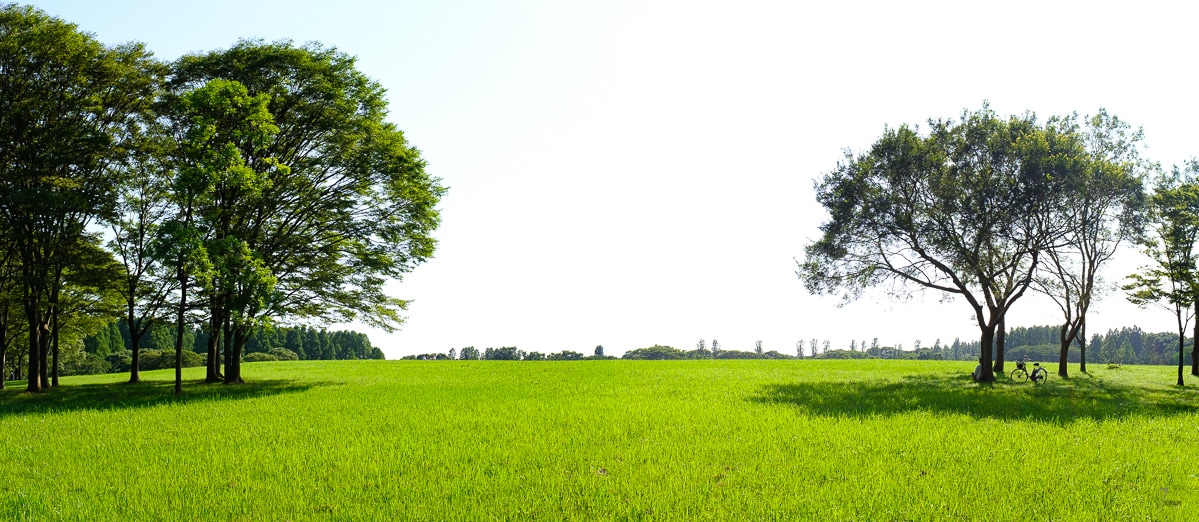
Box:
749, 373, 1199, 424
0, 379, 317, 419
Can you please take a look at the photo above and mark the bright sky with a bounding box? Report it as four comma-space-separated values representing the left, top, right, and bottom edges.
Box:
27, 0, 1199, 358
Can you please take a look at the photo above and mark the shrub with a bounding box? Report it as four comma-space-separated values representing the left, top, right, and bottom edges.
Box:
106, 350, 133, 373
524, 352, 546, 361
137, 349, 204, 370
269, 347, 299, 361
548, 350, 584, 360
62, 353, 111, 376
244, 352, 279, 363
622, 345, 684, 360
483, 346, 521, 360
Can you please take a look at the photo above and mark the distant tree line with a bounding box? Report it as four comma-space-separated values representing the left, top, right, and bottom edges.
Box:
4, 319, 381, 380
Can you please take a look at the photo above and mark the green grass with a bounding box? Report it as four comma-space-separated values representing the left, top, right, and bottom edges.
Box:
2, 359, 1198, 520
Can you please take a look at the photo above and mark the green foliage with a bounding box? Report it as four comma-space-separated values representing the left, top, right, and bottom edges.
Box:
135, 349, 204, 371
483, 347, 521, 360
243, 352, 278, 363
60, 353, 111, 376
458, 347, 480, 360
547, 350, 584, 360
267, 347, 298, 361
622, 345, 685, 360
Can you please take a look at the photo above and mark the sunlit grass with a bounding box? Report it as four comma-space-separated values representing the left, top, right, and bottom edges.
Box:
1, 359, 1197, 520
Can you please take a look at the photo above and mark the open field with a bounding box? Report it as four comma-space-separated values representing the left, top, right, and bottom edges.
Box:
2, 359, 1198, 520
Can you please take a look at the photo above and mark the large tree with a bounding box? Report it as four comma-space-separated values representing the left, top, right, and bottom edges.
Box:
800, 106, 1085, 382
0, 5, 160, 392
1034, 110, 1147, 377
167, 41, 444, 383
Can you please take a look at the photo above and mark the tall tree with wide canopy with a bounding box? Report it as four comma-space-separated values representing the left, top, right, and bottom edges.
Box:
1034, 110, 1147, 377
800, 106, 1085, 382
0, 5, 160, 392
167, 40, 444, 383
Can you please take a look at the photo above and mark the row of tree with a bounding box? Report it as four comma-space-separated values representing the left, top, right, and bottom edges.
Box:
801, 103, 1199, 385
0, 6, 442, 393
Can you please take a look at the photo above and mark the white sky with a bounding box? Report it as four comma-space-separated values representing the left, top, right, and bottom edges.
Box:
27, 0, 1199, 357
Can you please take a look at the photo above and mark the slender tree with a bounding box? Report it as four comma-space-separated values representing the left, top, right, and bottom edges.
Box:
1125, 168, 1199, 386
1035, 110, 1147, 377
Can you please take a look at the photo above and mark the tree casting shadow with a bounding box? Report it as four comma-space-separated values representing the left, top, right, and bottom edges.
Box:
0, 379, 317, 419
749, 373, 1199, 424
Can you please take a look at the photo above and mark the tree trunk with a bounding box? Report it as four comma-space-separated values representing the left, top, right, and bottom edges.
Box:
51, 309, 59, 387
174, 270, 187, 396
1178, 318, 1186, 387
978, 325, 996, 383
0, 318, 7, 391
225, 326, 247, 384
993, 316, 1006, 374
24, 295, 42, 393
1078, 320, 1088, 374
128, 311, 144, 384
1058, 324, 1070, 378
205, 308, 222, 383
1192, 299, 1198, 377
38, 320, 50, 390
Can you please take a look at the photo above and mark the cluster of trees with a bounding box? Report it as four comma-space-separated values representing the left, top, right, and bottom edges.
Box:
9, 320, 384, 378
0, 6, 442, 393
799, 103, 1199, 384
404, 345, 616, 361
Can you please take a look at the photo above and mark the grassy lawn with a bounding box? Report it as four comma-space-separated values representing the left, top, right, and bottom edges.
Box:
1, 359, 1197, 520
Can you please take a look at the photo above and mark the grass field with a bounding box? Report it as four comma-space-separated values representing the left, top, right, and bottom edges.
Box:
2, 359, 1198, 520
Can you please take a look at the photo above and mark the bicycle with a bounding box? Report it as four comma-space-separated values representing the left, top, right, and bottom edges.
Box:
1010, 356, 1048, 385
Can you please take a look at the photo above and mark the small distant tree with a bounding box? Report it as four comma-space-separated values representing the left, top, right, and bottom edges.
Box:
850, 340, 857, 351
822, 340, 830, 353
810, 338, 819, 355
711, 339, 720, 355
594, 345, 604, 357
459, 346, 479, 360
795, 340, 804, 358
913, 340, 922, 351
1118, 338, 1135, 365
447, 348, 456, 360
754, 340, 763, 355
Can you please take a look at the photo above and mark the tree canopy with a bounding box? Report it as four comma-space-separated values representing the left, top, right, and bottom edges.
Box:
800, 105, 1093, 382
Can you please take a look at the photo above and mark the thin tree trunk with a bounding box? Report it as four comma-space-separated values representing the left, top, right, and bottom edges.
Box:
38, 320, 49, 390
1192, 298, 1198, 377
1058, 324, 1070, 378
205, 307, 222, 383
25, 304, 41, 393
128, 311, 144, 383
1178, 315, 1186, 387
51, 309, 59, 387
993, 316, 1006, 374
174, 263, 188, 396
1078, 320, 1088, 374
0, 318, 7, 391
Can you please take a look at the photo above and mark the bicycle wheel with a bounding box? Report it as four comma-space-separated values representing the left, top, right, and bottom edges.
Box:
1032, 369, 1047, 385
1010, 368, 1028, 383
